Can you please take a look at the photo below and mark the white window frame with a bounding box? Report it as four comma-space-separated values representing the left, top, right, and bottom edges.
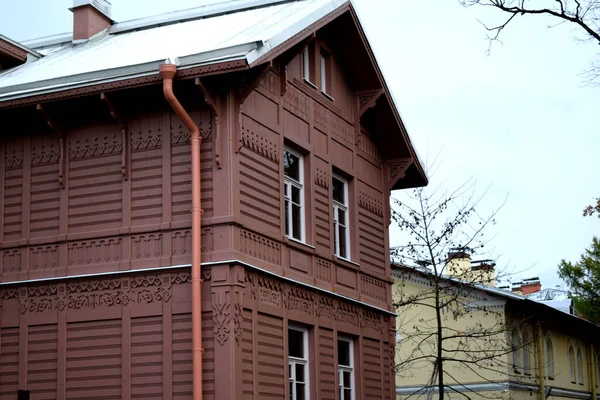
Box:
569, 346, 576, 383
332, 174, 350, 260
302, 46, 311, 83
577, 347, 584, 384
512, 330, 520, 372
289, 326, 309, 400
338, 337, 355, 400
545, 336, 554, 379
284, 148, 305, 242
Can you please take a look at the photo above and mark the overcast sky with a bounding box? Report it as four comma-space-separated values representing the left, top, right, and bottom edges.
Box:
1, 0, 598, 289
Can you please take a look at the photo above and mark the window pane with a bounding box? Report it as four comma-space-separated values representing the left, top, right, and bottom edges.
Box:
284, 151, 300, 181
289, 382, 293, 400
338, 340, 350, 366
292, 186, 300, 203
337, 208, 345, 225
338, 225, 346, 258
344, 388, 352, 399
292, 204, 301, 240
295, 364, 305, 383
289, 329, 304, 358
332, 177, 345, 204
285, 199, 290, 236
296, 383, 305, 400
343, 371, 351, 387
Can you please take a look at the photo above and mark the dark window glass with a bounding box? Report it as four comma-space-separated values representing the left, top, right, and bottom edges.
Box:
338, 225, 347, 258
332, 177, 345, 203
284, 151, 300, 181
338, 340, 350, 366
292, 204, 301, 240
289, 329, 304, 358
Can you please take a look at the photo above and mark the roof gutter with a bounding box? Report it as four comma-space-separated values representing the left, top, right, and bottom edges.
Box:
159, 62, 203, 400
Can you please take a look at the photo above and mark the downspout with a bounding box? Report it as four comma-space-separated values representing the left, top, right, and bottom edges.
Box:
159, 63, 203, 400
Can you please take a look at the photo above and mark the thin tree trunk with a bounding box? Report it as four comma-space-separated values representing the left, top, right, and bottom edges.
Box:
435, 276, 444, 400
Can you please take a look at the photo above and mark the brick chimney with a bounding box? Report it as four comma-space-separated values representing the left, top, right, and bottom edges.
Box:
520, 277, 541, 295
70, 0, 113, 41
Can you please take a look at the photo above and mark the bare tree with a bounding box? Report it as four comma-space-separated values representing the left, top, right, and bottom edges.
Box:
391, 183, 540, 400
462, 0, 600, 84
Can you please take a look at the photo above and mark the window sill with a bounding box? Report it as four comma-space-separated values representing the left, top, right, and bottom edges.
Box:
334, 255, 360, 271
285, 236, 316, 252
303, 78, 318, 90
321, 90, 334, 102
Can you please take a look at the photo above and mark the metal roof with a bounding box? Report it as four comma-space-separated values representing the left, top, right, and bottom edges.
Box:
0, 0, 347, 101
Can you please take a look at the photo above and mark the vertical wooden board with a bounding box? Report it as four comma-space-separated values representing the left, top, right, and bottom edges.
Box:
27, 324, 58, 400
65, 319, 122, 400
130, 114, 163, 226
238, 115, 281, 233
3, 163, 23, 241
171, 313, 192, 399
241, 308, 254, 399
131, 315, 163, 400
362, 337, 382, 399
0, 327, 19, 400
383, 341, 392, 400
201, 310, 215, 399
318, 327, 336, 400
256, 312, 285, 398
67, 125, 123, 233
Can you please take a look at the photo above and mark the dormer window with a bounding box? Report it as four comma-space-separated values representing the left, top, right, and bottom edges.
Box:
320, 50, 332, 96
302, 43, 316, 85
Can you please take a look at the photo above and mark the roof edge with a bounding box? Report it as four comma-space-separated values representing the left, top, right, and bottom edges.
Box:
110, 0, 299, 35
0, 34, 43, 60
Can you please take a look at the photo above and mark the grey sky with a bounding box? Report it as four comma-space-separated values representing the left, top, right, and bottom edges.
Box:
1, 0, 598, 289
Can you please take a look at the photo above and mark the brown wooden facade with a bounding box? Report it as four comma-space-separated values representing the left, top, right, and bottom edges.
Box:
0, 7, 425, 400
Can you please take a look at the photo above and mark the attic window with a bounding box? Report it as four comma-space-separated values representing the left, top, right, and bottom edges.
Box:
320, 50, 332, 97
302, 43, 316, 86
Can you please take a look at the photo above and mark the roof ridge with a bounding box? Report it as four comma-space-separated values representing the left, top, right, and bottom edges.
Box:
110, 0, 301, 35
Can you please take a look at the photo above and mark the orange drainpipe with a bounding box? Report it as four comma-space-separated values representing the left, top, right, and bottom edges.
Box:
159, 63, 203, 400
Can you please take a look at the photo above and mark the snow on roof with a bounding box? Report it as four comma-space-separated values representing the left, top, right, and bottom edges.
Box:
0, 0, 348, 101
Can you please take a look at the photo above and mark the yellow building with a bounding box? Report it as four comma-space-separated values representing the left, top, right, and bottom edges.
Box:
392, 264, 600, 400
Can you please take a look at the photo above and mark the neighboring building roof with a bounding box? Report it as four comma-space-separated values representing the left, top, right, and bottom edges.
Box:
391, 264, 599, 332
0, 0, 346, 101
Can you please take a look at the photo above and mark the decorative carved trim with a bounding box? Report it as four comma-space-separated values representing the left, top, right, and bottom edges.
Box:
2, 249, 22, 273
0, 38, 28, 62
315, 295, 337, 321
31, 144, 60, 165
358, 191, 384, 218
337, 302, 359, 326
239, 229, 281, 265
313, 102, 353, 145
282, 84, 309, 121
0, 288, 19, 300
315, 166, 330, 189
132, 234, 162, 260
239, 125, 279, 163
234, 302, 243, 346
213, 291, 232, 345
286, 286, 314, 315
315, 258, 332, 283
171, 229, 213, 257
357, 89, 383, 117
5, 139, 24, 170
357, 131, 382, 166
256, 274, 284, 307
67, 238, 122, 266
257, 70, 281, 102
16, 271, 190, 314
30, 245, 58, 270
360, 309, 384, 333
131, 130, 162, 151
69, 134, 123, 160
388, 158, 413, 186
360, 273, 387, 303
171, 126, 191, 145
201, 267, 212, 282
